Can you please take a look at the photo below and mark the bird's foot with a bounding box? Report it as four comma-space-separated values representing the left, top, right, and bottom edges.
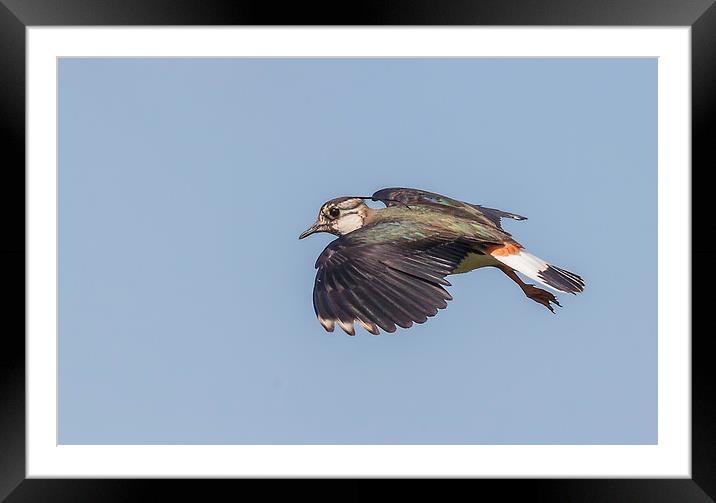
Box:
523, 284, 561, 313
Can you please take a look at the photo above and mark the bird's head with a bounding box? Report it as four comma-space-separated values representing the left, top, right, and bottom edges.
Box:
299, 197, 374, 239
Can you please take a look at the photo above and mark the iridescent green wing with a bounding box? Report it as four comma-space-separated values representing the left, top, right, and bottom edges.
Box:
370, 191, 517, 245
372, 187, 527, 231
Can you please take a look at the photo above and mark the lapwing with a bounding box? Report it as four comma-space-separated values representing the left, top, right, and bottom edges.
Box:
299, 187, 585, 335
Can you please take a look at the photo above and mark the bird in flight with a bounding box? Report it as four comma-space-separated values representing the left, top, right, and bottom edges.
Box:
299, 187, 584, 335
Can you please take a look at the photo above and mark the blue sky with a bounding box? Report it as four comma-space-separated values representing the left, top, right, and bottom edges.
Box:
58, 58, 656, 444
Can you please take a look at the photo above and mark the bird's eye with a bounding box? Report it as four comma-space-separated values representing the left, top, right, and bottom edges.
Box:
328, 207, 340, 219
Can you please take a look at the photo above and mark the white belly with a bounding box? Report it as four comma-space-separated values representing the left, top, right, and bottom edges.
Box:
452, 252, 500, 274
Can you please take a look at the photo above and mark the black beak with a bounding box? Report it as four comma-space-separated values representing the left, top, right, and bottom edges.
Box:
299, 222, 325, 240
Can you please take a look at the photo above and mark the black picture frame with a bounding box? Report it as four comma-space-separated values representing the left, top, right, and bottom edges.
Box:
2, 1, 713, 500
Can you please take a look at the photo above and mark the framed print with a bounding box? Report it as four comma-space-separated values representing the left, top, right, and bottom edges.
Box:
3, 0, 714, 500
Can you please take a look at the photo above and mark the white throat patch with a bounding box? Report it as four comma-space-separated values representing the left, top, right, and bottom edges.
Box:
334, 212, 364, 235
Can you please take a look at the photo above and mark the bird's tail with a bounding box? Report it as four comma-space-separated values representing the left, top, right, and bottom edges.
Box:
491, 247, 585, 294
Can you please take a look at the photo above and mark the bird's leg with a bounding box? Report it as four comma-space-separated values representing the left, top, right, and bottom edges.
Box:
496, 265, 561, 313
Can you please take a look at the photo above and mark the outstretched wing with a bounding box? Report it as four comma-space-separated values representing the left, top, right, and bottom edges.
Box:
372, 187, 526, 230
469, 204, 527, 228
312, 224, 473, 335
